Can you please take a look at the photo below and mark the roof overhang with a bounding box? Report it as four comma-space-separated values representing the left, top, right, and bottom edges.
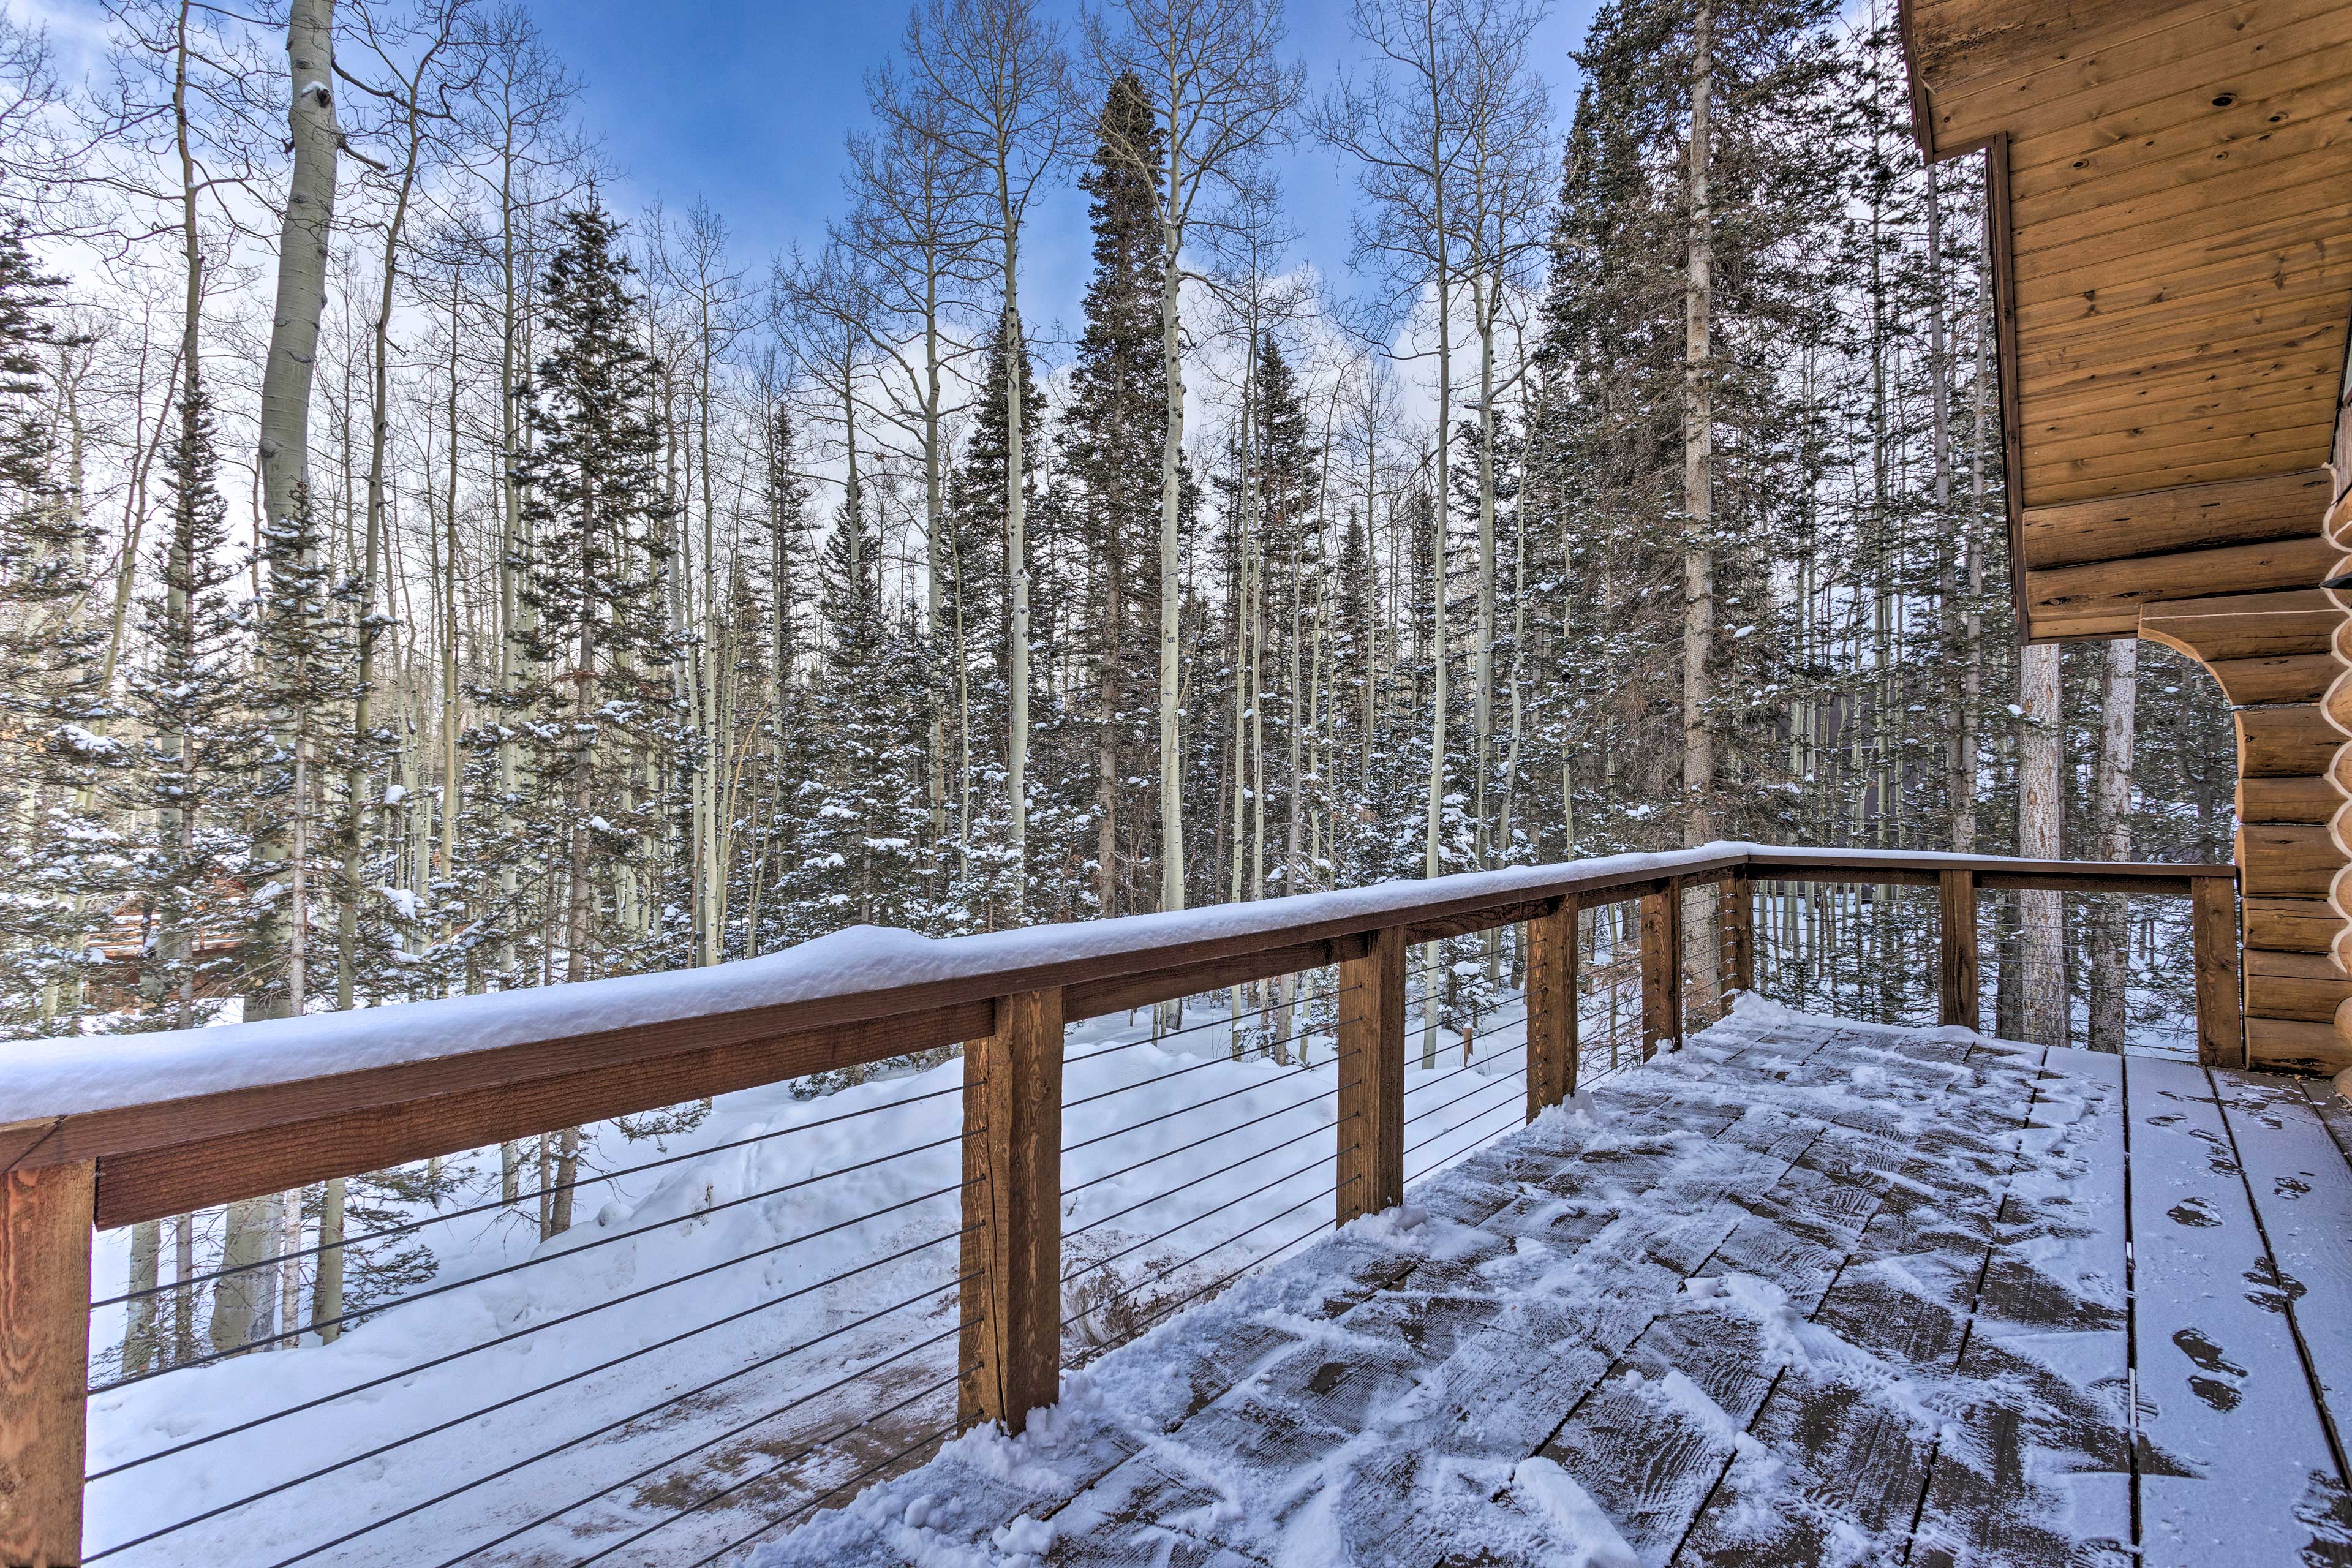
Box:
1898, 0, 2352, 643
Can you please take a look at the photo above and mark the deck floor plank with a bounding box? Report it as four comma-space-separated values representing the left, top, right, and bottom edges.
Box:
2127, 1054, 2352, 1567
753, 1019, 2352, 1568
1909, 1047, 2133, 1568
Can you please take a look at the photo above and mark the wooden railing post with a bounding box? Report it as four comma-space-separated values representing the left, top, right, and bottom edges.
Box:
1938, 869, 1978, 1029
1525, 902, 1580, 1119
0, 1159, 92, 1568
2192, 876, 2246, 1069
957, 987, 1064, 1436
1336, 925, 1406, 1225
1721, 871, 1755, 1003
1641, 879, 1683, 1058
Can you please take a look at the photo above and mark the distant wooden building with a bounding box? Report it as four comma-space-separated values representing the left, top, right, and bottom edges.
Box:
1900, 0, 2352, 1073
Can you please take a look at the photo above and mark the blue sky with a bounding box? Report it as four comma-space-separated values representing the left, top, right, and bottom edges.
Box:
526, 0, 1604, 347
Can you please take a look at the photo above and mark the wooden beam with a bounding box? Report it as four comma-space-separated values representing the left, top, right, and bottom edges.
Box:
2193, 877, 2247, 1069
2237, 821, 2344, 897
2244, 895, 2340, 954
2236, 775, 2340, 823
2024, 534, 2335, 624
2019, 469, 2334, 571
2238, 704, 2345, 778
1336, 926, 1405, 1224
92, 999, 994, 1231
1641, 883, 1683, 1060
1063, 935, 1369, 1023
0, 1161, 90, 1568
1939, 870, 1979, 1030
2142, 588, 2341, 661
2244, 947, 2352, 1022
957, 988, 1063, 1436
2247, 1014, 2352, 1076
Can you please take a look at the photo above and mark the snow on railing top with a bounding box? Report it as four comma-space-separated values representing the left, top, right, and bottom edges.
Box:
2, 842, 2224, 1126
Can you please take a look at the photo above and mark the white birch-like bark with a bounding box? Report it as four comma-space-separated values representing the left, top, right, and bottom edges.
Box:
2019, 642, 2067, 1047
2089, 638, 2137, 1052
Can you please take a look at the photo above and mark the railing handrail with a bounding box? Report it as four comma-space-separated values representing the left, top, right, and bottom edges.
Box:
1, 843, 2233, 1227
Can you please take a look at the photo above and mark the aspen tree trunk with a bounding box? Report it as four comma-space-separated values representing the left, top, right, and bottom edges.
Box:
1956, 252, 1988, 853
1157, 194, 1186, 918
250, 0, 339, 1022
1422, 40, 1455, 1070
925, 275, 951, 872
440, 264, 461, 926
315, 1175, 344, 1341
698, 303, 723, 965
344, 53, 437, 1009
1001, 182, 1031, 922
2018, 643, 2066, 1046
1474, 270, 1496, 872
1681, 0, 1714, 849
494, 123, 528, 986
1925, 163, 1964, 848
125, 1222, 159, 1373
2088, 638, 2136, 1052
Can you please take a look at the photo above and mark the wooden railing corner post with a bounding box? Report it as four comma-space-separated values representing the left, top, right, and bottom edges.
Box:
1525, 901, 1580, 1120
1336, 925, 1406, 1226
957, 987, 1064, 1437
2192, 876, 2246, 1069
1723, 870, 1755, 1004
1641, 880, 1682, 1059
0, 1159, 93, 1568
1938, 869, 1979, 1030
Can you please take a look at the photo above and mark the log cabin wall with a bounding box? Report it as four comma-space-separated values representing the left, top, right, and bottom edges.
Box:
1900, 0, 2352, 1074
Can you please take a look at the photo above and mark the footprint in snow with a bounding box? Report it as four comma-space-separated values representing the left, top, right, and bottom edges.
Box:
2171, 1326, 2248, 1413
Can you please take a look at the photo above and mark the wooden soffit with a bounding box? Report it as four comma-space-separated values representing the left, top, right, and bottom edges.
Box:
1899, 0, 2352, 642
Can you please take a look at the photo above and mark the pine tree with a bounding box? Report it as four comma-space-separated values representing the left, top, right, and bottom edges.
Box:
514, 198, 681, 989
0, 222, 113, 1037
941, 321, 1043, 930
127, 360, 252, 1029
1064, 72, 1169, 919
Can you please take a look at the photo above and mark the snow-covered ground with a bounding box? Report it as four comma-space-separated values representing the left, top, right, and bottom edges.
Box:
85, 989, 1586, 1567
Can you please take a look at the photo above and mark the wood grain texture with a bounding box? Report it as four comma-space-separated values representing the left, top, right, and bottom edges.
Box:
1640, 883, 1682, 1061
2026, 535, 2334, 627
2239, 820, 2345, 896
93, 999, 993, 1231
2248, 1013, 2352, 1075
957, 987, 1063, 1436
0, 1162, 90, 1568
2143, 588, 2340, 662
1723, 870, 1756, 998
2244, 946, 2352, 1022
2238, 773, 2342, 823
1337, 926, 1406, 1226
1939, 869, 1978, 1028
2239, 704, 2346, 778
2245, 894, 2343, 953
2195, 875, 2246, 1068
1524, 905, 1578, 1119
2019, 470, 2334, 570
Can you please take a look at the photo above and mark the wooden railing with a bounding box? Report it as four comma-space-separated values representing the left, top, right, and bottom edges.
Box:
0, 843, 2238, 1564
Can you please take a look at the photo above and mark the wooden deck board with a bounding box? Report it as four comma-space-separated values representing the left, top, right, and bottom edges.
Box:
2126, 1054, 2352, 1567
755, 1019, 2352, 1568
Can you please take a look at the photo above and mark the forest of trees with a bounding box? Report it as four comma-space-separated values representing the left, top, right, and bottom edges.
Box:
0, 0, 2236, 1353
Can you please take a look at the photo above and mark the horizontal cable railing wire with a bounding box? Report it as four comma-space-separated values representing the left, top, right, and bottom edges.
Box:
89, 1077, 974, 1313
83, 1061, 986, 1568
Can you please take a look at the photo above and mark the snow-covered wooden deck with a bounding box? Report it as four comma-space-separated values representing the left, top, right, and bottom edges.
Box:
753, 1007, 2352, 1568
